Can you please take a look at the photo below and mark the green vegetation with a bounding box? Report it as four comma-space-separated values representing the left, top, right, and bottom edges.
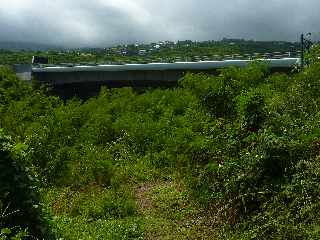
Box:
0, 46, 320, 239
0, 39, 300, 66
0, 129, 50, 239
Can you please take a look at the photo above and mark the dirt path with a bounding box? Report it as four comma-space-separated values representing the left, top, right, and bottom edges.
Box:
134, 180, 217, 240
135, 181, 160, 213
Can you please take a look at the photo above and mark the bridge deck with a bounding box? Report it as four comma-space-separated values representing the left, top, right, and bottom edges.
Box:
31, 58, 300, 99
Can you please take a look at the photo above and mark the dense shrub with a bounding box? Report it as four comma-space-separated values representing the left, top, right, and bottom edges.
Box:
0, 67, 32, 107
236, 90, 266, 132
1, 60, 320, 239
0, 129, 50, 239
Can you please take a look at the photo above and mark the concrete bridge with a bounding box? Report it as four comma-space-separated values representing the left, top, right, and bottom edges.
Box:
32, 58, 300, 99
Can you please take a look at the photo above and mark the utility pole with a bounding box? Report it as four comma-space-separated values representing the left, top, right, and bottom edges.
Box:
301, 33, 305, 70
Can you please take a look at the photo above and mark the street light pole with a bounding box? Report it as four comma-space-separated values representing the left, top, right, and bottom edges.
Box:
301, 33, 304, 70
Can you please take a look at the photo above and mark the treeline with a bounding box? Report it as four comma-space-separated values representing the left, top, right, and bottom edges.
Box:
0, 40, 300, 66
0, 49, 320, 239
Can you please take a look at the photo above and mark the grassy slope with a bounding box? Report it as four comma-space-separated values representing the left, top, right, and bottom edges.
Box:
1, 56, 320, 239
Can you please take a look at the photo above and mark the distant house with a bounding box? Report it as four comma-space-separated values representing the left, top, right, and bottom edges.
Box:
139, 50, 147, 56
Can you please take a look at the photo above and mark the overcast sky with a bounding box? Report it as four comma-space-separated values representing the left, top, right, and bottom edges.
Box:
0, 0, 319, 47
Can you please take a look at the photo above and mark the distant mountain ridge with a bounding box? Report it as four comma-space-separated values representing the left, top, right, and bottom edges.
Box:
0, 42, 64, 51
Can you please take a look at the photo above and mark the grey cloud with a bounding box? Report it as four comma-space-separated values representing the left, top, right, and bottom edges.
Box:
0, 0, 319, 47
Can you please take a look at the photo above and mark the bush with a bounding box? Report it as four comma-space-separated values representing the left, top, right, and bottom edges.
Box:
0, 67, 32, 107
236, 90, 266, 132
2, 59, 320, 239
0, 129, 50, 239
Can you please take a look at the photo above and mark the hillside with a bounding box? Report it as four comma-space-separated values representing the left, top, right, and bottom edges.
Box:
0, 39, 300, 66
0, 46, 320, 239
